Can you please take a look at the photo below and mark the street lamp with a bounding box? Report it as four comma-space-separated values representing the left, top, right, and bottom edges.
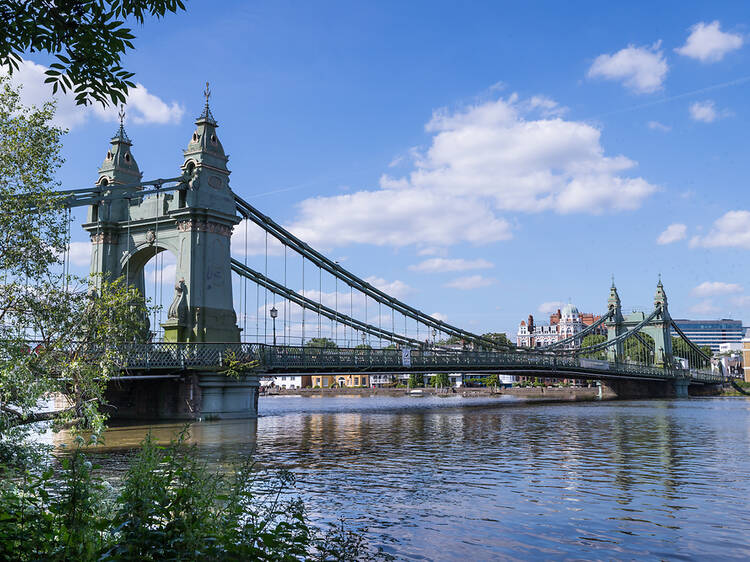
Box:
432, 328, 437, 345
270, 306, 278, 345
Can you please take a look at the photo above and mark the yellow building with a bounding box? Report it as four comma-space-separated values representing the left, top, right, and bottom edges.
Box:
312, 374, 370, 388
743, 331, 750, 382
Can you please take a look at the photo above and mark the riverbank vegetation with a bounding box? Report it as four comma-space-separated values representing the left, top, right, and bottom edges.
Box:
0, 429, 387, 561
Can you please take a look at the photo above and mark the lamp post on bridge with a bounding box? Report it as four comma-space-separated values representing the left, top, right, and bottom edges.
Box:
270, 306, 278, 346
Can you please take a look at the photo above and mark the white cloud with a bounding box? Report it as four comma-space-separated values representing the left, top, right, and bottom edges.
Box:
691, 281, 742, 297
67, 242, 91, 267
588, 42, 668, 94
388, 155, 404, 168
675, 21, 744, 63
288, 188, 513, 249
416, 247, 446, 256
364, 276, 414, 299
657, 223, 687, 245
2, 58, 184, 129
689, 100, 729, 123
648, 120, 671, 132
144, 252, 176, 285
689, 299, 719, 316
409, 257, 493, 273
287, 93, 658, 249
538, 301, 564, 314
690, 210, 750, 249
444, 275, 495, 290
430, 312, 449, 322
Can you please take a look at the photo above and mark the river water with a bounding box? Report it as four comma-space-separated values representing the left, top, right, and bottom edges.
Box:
54, 395, 750, 560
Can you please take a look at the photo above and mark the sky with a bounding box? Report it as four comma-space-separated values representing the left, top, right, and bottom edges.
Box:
6, 1, 750, 341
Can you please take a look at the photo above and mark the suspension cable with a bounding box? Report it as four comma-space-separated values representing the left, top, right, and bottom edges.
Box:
243, 218, 248, 342
284, 243, 288, 345
264, 230, 268, 344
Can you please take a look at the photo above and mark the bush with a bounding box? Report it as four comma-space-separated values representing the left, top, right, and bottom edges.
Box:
0, 428, 389, 561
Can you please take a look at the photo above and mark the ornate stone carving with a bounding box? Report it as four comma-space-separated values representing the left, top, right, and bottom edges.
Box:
145, 229, 156, 245
176, 220, 232, 237
90, 231, 119, 244
167, 279, 189, 326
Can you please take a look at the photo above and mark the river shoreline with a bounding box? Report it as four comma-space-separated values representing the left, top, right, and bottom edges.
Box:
262, 385, 602, 401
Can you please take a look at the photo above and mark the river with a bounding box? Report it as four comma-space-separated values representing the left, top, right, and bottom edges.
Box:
52, 395, 750, 560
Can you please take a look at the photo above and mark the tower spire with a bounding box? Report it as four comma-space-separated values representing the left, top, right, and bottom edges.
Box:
113, 104, 131, 143
197, 81, 216, 124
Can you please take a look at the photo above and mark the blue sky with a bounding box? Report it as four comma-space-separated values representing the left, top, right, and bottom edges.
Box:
7, 1, 750, 340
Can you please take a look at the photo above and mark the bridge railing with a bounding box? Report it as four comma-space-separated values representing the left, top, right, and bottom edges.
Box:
46, 342, 722, 383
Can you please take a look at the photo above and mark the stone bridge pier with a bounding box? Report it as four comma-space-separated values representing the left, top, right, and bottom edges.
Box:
104, 374, 260, 421
600, 378, 719, 399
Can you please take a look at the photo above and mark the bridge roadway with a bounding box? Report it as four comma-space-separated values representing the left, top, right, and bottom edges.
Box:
105, 343, 722, 385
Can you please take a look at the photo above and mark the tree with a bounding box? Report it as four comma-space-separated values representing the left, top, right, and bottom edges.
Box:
304, 338, 338, 349
1, 1, 186, 106
408, 373, 424, 388
483, 374, 500, 388
580, 334, 607, 359
481, 332, 511, 347
624, 333, 655, 364
0, 78, 149, 450
433, 373, 450, 388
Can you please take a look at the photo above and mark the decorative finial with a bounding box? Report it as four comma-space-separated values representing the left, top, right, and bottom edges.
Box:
658, 272, 662, 285
112, 104, 131, 143
197, 81, 216, 123
611, 274, 615, 288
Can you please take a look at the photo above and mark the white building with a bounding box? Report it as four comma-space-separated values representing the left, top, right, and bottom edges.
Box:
266, 375, 309, 389
517, 303, 599, 349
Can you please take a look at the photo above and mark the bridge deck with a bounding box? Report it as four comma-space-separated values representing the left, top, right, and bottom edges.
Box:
95, 343, 722, 384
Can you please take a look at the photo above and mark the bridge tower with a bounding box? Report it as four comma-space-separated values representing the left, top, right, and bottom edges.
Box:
649, 278, 673, 366
605, 280, 625, 363
83, 93, 241, 343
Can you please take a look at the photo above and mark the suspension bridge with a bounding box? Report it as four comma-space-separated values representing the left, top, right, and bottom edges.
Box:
23, 92, 725, 419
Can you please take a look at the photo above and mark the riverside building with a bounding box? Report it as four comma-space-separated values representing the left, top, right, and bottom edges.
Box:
517, 303, 605, 349
671, 319, 744, 354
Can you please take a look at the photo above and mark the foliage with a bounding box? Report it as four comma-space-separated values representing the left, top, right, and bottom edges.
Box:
0, 75, 67, 278
580, 334, 607, 359
220, 350, 260, 379
0, 428, 388, 561
1, 1, 186, 106
624, 332, 654, 364
483, 374, 500, 388
672, 337, 712, 360
0, 447, 112, 560
305, 337, 338, 349
408, 373, 424, 388
432, 373, 450, 388
354, 344, 372, 350
481, 332, 511, 347
0, 78, 149, 445
1, 277, 149, 436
